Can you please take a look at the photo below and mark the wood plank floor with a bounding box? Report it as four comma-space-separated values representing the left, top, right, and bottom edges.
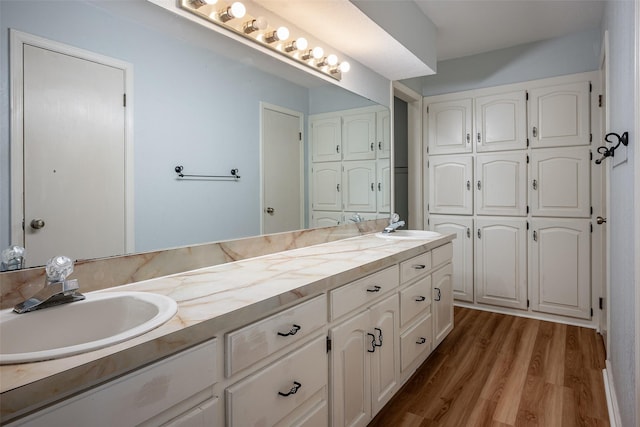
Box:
370, 307, 610, 427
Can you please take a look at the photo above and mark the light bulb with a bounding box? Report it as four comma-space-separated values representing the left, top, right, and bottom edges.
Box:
327, 54, 338, 66
312, 46, 324, 59
191, 0, 217, 8
339, 62, 351, 73
265, 26, 290, 43
219, 1, 245, 21
243, 16, 268, 34
285, 37, 308, 52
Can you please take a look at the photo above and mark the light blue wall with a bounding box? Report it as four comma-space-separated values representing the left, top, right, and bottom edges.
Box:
404, 27, 602, 96
0, 0, 387, 254
603, 1, 637, 425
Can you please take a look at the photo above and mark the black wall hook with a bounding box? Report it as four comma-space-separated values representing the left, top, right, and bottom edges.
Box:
595, 132, 629, 164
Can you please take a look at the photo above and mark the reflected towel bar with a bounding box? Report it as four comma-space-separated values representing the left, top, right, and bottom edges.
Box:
174, 165, 241, 180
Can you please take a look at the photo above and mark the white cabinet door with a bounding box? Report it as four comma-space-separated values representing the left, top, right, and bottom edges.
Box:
432, 263, 454, 347
429, 215, 474, 303
426, 98, 473, 155
376, 110, 391, 159
376, 159, 391, 213
343, 161, 376, 213
530, 219, 591, 319
530, 147, 591, 218
476, 152, 528, 216
330, 310, 371, 427
311, 211, 342, 228
311, 116, 342, 162
475, 218, 528, 310
311, 162, 341, 211
528, 81, 591, 148
369, 294, 399, 415
428, 155, 473, 215
475, 90, 527, 152
342, 113, 376, 161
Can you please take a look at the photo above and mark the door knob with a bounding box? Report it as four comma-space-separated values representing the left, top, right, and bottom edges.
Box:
265, 207, 275, 214
596, 216, 607, 224
30, 219, 45, 229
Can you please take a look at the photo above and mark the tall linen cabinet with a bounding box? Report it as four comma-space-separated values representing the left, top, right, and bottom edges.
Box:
425, 72, 599, 323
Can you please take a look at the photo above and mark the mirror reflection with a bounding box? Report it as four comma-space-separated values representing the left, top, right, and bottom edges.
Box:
0, 0, 390, 269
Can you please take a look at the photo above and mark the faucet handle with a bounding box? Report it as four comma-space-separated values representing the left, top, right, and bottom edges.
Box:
390, 213, 400, 224
45, 255, 74, 283
1, 245, 26, 271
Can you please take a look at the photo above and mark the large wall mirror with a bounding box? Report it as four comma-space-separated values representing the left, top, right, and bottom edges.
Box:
0, 0, 390, 269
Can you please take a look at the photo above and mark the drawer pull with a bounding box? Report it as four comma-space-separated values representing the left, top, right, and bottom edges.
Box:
277, 324, 301, 337
367, 333, 377, 352
416, 337, 427, 345
366, 285, 382, 293
374, 327, 383, 347
278, 381, 302, 397
434, 287, 442, 302
415, 296, 426, 302
412, 264, 426, 270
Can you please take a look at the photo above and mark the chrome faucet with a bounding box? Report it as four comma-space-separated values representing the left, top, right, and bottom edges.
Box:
13, 255, 85, 314
383, 213, 405, 233
350, 213, 364, 223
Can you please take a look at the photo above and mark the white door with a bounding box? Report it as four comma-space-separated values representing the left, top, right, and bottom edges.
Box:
369, 294, 399, 415
21, 42, 128, 267
428, 155, 473, 215
311, 162, 342, 211
342, 113, 376, 161
262, 105, 303, 234
475, 90, 527, 152
310, 116, 341, 162
432, 263, 453, 347
528, 81, 591, 148
425, 98, 473, 155
376, 110, 391, 159
330, 310, 371, 427
476, 152, 528, 216
376, 159, 391, 213
530, 218, 591, 319
429, 215, 474, 303
475, 218, 528, 310
530, 147, 591, 218
343, 161, 376, 213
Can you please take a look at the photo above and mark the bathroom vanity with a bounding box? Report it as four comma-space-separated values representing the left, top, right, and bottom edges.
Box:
0, 232, 454, 426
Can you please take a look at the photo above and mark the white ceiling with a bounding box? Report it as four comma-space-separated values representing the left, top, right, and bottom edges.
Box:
253, 0, 605, 80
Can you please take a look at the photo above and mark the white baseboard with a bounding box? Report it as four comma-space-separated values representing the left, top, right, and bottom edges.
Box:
603, 360, 622, 427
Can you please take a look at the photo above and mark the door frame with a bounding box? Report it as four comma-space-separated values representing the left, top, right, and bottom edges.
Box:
392, 81, 423, 229
259, 102, 304, 234
9, 29, 135, 253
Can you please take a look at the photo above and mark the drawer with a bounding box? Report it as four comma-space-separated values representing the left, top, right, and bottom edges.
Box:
226, 294, 327, 377
432, 243, 453, 268
400, 275, 432, 328
400, 313, 432, 373
330, 265, 399, 320
226, 335, 328, 427
400, 251, 431, 284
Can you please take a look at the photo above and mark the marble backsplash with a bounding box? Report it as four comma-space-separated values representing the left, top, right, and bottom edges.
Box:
0, 220, 387, 310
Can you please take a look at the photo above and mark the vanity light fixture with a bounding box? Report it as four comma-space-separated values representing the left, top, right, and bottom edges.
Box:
317, 54, 338, 68
243, 16, 268, 34
301, 46, 324, 61
192, 0, 217, 8
265, 26, 289, 43
218, 1, 246, 22
284, 37, 308, 52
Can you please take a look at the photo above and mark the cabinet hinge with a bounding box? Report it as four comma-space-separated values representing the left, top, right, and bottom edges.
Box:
590, 151, 593, 161
590, 223, 594, 233
426, 146, 429, 154
526, 221, 529, 230
326, 336, 332, 352
427, 218, 430, 226
599, 297, 604, 310
299, 132, 302, 141
21, 219, 25, 231
526, 154, 529, 163
590, 308, 594, 317
427, 160, 429, 168
526, 206, 529, 214
598, 94, 603, 108
527, 300, 530, 308
591, 206, 593, 215
526, 138, 529, 147
426, 106, 429, 114
123, 93, 127, 107
427, 203, 430, 212
589, 82, 593, 92
590, 133, 593, 143
526, 91, 529, 101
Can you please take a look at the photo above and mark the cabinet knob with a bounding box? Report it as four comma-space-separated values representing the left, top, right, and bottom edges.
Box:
416, 337, 427, 345
367, 333, 377, 352
434, 287, 442, 301
415, 296, 426, 302
278, 381, 302, 397
412, 264, 426, 270
277, 324, 301, 337
374, 327, 383, 347
336, 144, 340, 153
466, 180, 471, 190
378, 141, 383, 151
466, 133, 470, 144
366, 285, 382, 293
597, 216, 607, 224
532, 126, 538, 138
30, 219, 45, 230
477, 180, 481, 190
370, 142, 375, 151
477, 132, 481, 143
532, 179, 538, 190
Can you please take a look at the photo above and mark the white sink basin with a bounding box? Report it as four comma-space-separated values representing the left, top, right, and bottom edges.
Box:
376, 230, 442, 240
0, 291, 177, 364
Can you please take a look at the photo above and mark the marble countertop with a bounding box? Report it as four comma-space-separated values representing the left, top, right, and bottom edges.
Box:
0, 232, 454, 423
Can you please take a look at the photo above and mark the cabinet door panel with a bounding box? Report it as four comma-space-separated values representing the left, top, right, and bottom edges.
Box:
343, 161, 376, 212
343, 113, 376, 161
432, 263, 453, 347
376, 110, 391, 159
529, 81, 590, 148
369, 294, 399, 415
330, 310, 371, 427
475, 91, 527, 152
429, 216, 473, 303
476, 152, 527, 216
530, 147, 590, 218
311, 162, 341, 211
311, 211, 342, 228
530, 219, 591, 319
311, 116, 341, 162
400, 313, 432, 374
376, 159, 391, 213
428, 155, 473, 215
426, 98, 473, 154
475, 218, 528, 310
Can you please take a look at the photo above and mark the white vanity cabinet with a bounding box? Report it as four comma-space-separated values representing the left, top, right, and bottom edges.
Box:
310, 211, 342, 228
8, 340, 220, 427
